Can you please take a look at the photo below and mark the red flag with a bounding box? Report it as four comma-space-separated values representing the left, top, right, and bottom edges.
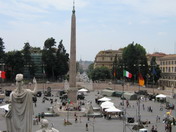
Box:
113, 70, 116, 77
138, 73, 144, 86
0, 71, 6, 79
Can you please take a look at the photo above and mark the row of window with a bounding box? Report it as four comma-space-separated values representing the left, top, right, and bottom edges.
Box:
160, 60, 176, 65
162, 76, 176, 80
160, 67, 176, 73
96, 57, 114, 61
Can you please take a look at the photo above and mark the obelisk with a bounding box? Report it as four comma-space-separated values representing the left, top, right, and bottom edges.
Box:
68, 1, 77, 103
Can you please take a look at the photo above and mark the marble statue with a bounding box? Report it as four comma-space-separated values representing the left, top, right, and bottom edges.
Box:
36, 119, 59, 132
5, 74, 37, 132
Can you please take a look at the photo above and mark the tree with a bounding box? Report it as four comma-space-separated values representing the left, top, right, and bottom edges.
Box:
149, 56, 161, 84
0, 38, 5, 63
87, 63, 94, 79
42, 37, 57, 80
91, 66, 112, 81
122, 42, 148, 82
112, 55, 124, 80
55, 40, 69, 80
22, 42, 36, 78
5, 51, 24, 81
44, 37, 56, 50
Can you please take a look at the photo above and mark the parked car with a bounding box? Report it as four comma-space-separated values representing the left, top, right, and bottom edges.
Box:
5, 90, 12, 96
135, 90, 148, 96
166, 103, 175, 110
148, 94, 156, 101
77, 94, 85, 100
60, 94, 68, 100
36, 91, 42, 97
139, 128, 148, 132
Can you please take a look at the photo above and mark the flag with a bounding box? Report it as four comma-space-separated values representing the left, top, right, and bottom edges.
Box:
0, 71, 6, 79
138, 73, 144, 86
152, 67, 157, 76
113, 70, 116, 77
123, 70, 132, 78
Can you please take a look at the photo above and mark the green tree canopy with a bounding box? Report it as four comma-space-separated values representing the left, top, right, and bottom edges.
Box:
44, 37, 56, 50
91, 66, 112, 81
5, 51, 24, 81
112, 54, 124, 80
0, 38, 5, 63
149, 56, 161, 84
122, 42, 148, 82
55, 40, 69, 80
87, 63, 94, 79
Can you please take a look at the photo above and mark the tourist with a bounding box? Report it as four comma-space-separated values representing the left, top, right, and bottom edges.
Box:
75, 116, 78, 123
86, 123, 88, 131
142, 104, 145, 110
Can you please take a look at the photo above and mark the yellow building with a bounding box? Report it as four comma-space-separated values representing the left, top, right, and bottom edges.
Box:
146, 52, 166, 65
94, 49, 123, 69
159, 54, 176, 87
94, 49, 176, 88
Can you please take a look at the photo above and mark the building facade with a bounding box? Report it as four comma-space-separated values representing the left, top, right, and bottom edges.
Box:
23, 53, 43, 78
146, 52, 166, 65
94, 49, 123, 69
159, 54, 176, 87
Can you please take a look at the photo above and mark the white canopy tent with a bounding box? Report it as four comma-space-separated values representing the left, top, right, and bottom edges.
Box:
0, 104, 9, 111
100, 101, 114, 109
78, 88, 88, 95
78, 88, 88, 92
100, 101, 114, 107
105, 107, 122, 113
98, 97, 111, 102
101, 104, 114, 109
156, 94, 167, 98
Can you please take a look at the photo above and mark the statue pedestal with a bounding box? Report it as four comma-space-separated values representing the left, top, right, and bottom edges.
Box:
67, 87, 77, 103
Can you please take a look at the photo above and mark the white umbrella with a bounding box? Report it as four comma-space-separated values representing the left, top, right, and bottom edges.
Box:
156, 94, 166, 98
98, 97, 111, 102
78, 88, 88, 92
105, 107, 122, 113
100, 101, 114, 107
0, 104, 9, 111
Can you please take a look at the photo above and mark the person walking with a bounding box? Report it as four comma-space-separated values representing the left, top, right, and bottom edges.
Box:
86, 123, 88, 131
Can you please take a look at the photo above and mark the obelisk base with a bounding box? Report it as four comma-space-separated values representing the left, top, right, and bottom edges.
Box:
67, 87, 77, 103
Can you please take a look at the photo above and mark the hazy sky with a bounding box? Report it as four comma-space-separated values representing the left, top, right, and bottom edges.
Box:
0, 0, 176, 61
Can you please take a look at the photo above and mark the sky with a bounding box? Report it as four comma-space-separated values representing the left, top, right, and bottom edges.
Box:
0, 0, 176, 61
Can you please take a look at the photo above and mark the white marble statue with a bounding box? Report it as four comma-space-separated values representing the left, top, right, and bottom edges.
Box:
5, 74, 37, 132
36, 119, 59, 132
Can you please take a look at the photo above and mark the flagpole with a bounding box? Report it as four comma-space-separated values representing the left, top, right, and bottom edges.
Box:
122, 68, 126, 132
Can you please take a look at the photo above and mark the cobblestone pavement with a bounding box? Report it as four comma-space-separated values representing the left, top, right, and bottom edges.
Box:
0, 82, 174, 132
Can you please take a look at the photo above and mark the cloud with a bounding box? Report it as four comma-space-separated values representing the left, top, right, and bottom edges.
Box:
20, 0, 87, 10
158, 32, 167, 36
116, 0, 176, 17
0, 0, 87, 21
